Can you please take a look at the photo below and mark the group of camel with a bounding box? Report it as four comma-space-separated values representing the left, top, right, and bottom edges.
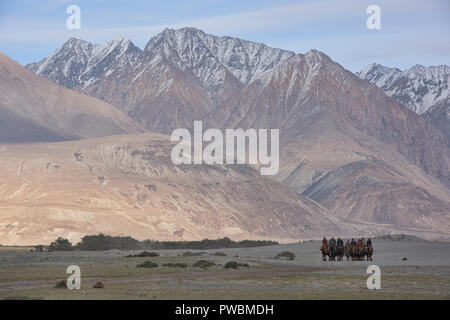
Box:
320, 242, 374, 261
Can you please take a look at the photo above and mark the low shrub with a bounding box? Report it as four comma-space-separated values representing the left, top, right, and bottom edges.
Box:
55, 280, 67, 289
274, 251, 295, 260
181, 251, 205, 256
126, 251, 159, 258
163, 263, 188, 268
137, 261, 159, 268
193, 260, 215, 268
224, 261, 239, 269
224, 261, 251, 269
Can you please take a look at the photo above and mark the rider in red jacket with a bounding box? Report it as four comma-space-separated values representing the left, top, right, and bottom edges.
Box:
322, 237, 328, 245
357, 239, 362, 247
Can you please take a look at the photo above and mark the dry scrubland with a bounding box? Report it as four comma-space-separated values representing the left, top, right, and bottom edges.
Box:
0, 238, 449, 300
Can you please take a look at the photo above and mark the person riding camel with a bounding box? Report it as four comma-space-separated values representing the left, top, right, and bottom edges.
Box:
329, 237, 336, 247
351, 238, 356, 246
366, 238, 372, 247
322, 237, 328, 245
337, 238, 343, 246
345, 240, 351, 247
357, 239, 362, 247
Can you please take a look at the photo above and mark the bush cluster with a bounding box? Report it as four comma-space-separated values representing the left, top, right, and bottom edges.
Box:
193, 260, 216, 268
224, 261, 250, 269
274, 251, 295, 260
126, 251, 159, 258
44, 235, 279, 251
136, 261, 159, 268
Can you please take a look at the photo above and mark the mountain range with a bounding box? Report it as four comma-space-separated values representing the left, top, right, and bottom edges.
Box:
0, 27, 449, 244
26, 29, 297, 134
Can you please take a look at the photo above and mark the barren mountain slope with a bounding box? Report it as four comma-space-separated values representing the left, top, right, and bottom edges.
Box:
0, 133, 355, 246
422, 99, 450, 140
0, 52, 144, 143
2, 133, 449, 245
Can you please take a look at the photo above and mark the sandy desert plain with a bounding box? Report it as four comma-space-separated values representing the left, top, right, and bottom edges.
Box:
0, 237, 449, 300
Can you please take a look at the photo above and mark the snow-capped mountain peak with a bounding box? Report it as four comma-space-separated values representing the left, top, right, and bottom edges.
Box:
27, 28, 296, 93
358, 63, 449, 115
26, 37, 141, 89
144, 27, 295, 88
358, 63, 450, 139
357, 63, 402, 89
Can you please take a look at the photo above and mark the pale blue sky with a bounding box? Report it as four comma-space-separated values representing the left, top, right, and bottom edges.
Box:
0, 0, 449, 71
